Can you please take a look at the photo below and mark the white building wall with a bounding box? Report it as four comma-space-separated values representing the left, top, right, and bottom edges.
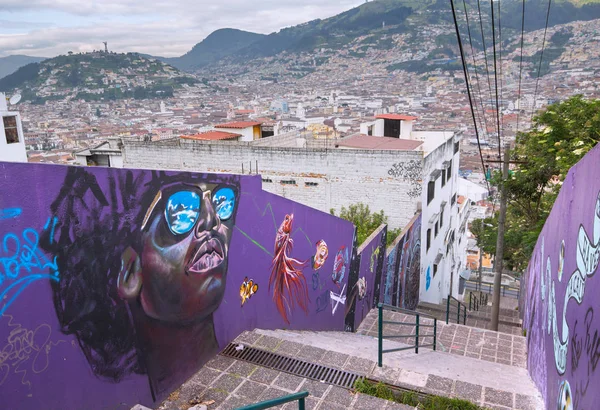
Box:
217, 127, 254, 142
0, 110, 27, 163
419, 136, 460, 305
109, 154, 124, 168
374, 119, 385, 137
123, 140, 424, 230
400, 120, 414, 139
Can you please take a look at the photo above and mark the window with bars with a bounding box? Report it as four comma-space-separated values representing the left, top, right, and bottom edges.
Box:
3, 116, 19, 144
427, 180, 435, 204
427, 229, 431, 251
281, 180, 296, 185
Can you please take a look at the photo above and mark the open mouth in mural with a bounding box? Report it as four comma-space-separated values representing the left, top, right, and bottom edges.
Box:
187, 238, 225, 274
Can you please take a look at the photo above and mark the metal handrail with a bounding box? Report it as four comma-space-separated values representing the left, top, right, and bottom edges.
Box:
446, 295, 467, 325
379, 303, 437, 320
377, 303, 437, 367
237, 391, 309, 410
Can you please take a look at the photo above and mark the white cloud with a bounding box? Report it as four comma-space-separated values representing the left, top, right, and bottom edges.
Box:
0, 0, 363, 58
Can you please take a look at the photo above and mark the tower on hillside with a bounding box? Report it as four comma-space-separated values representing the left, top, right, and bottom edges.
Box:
103, 42, 108, 53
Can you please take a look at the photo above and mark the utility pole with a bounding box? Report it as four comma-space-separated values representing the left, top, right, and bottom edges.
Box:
491, 144, 510, 331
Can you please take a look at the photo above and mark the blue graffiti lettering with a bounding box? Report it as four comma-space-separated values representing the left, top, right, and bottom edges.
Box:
0, 218, 59, 315
0, 208, 22, 221
426, 266, 431, 291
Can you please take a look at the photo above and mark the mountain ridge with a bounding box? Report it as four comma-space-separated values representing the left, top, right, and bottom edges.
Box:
0, 55, 46, 81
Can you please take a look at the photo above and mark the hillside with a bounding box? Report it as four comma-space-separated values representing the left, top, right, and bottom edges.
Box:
164, 28, 265, 71
0, 55, 46, 80
168, 0, 600, 73
0, 52, 197, 103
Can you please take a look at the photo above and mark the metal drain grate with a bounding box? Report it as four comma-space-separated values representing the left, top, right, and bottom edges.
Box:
220, 343, 360, 389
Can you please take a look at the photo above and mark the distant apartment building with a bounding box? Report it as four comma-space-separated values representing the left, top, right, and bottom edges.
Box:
122, 114, 464, 303
0, 93, 27, 163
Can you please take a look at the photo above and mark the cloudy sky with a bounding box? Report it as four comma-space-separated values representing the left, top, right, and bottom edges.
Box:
0, 0, 364, 58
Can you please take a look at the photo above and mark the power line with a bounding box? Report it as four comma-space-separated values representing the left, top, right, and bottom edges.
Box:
497, 0, 504, 144
531, 0, 553, 124
516, 0, 526, 134
461, 0, 490, 142
450, 0, 490, 192
476, 0, 497, 146
489, 0, 503, 156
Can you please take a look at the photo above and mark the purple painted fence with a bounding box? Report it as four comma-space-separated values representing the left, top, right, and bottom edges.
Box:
0, 162, 355, 410
522, 143, 600, 410
380, 213, 422, 309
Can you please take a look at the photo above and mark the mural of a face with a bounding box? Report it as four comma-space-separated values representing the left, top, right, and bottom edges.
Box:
119, 183, 237, 323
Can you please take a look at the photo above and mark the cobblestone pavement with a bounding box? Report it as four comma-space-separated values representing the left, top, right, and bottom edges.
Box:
356, 309, 528, 368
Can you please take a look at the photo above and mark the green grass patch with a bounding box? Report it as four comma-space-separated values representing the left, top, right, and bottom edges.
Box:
354, 378, 483, 410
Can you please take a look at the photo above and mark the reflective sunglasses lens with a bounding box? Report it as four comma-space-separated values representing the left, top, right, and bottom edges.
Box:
212, 187, 235, 221
165, 191, 201, 235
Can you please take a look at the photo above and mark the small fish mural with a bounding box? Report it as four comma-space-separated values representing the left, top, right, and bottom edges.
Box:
312, 239, 329, 270
332, 246, 349, 287
269, 214, 309, 324
240, 276, 259, 306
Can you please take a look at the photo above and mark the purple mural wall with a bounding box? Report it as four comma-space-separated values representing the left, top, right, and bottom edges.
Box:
348, 225, 387, 331
522, 143, 600, 410
0, 162, 355, 410
380, 213, 422, 309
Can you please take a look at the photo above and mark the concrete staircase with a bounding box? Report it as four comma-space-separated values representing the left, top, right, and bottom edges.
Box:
157, 307, 541, 410
416, 297, 523, 336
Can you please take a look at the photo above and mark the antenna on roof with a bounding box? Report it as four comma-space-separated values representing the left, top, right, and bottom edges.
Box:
103, 41, 108, 53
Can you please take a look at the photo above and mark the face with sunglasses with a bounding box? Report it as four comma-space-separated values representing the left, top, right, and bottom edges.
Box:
118, 182, 237, 324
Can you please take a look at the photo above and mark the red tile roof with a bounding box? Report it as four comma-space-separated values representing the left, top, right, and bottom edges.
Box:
181, 131, 241, 141
336, 135, 423, 151
215, 121, 262, 129
376, 114, 418, 121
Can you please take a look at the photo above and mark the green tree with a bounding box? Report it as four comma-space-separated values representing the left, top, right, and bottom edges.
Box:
472, 96, 600, 270
331, 203, 401, 246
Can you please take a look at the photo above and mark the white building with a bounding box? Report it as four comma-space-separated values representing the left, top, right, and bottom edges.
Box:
214, 121, 263, 142
74, 138, 124, 168
419, 133, 461, 304
0, 93, 27, 163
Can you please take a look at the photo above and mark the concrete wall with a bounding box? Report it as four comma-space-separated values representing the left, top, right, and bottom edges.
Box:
0, 161, 356, 410
522, 143, 600, 410
123, 139, 424, 230
380, 213, 422, 309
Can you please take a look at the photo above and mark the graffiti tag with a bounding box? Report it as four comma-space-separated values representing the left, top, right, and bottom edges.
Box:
330, 284, 346, 315
387, 160, 423, 199
0, 315, 64, 388
0, 218, 59, 315
316, 290, 330, 313
541, 192, 600, 375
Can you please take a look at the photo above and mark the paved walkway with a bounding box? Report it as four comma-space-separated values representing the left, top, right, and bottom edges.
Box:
156, 309, 541, 410
357, 309, 528, 368
156, 344, 412, 410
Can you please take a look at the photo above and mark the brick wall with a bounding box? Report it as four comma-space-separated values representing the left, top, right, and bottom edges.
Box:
124, 139, 424, 230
